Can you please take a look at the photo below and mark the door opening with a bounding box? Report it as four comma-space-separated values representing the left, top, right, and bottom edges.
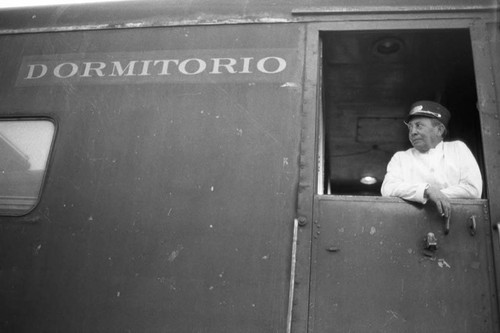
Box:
319, 29, 484, 196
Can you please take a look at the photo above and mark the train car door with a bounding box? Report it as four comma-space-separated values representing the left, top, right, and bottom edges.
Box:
293, 14, 500, 333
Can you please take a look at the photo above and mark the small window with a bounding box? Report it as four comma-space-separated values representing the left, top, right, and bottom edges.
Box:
0, 119, 55, 215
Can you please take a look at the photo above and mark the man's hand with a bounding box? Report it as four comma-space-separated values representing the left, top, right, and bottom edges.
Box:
425, 185, 451, 220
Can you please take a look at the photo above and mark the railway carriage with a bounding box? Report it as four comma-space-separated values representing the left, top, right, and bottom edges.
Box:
0, 1, 499, 332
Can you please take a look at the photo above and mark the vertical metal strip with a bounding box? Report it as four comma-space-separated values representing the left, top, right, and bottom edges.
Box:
286, 218, 299, 333
470, 20, 500, 330
293, 23, 321, 333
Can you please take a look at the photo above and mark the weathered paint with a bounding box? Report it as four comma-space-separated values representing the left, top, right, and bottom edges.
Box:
16, 49, 294, 85
0, 2, 499, 333
0, 0, 497, 34
0, 23, 305, 332
310, 196, 497, 332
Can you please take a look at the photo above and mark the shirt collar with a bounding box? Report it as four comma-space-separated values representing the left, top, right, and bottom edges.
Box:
428, 141, 444, 156
412, 140, 444, 156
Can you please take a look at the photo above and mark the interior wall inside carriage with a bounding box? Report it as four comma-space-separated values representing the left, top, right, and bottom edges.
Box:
321, 29, 483, 196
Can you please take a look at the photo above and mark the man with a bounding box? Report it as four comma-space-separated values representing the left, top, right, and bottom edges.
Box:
381, 100, 482, 221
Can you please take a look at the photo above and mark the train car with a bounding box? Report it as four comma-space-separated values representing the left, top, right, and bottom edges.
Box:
0, 0, 499, 332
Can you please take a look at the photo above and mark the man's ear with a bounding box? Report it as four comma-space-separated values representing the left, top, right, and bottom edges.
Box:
437, 124, 446, 137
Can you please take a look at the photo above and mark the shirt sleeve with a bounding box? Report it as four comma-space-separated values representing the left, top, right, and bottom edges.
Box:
440, 141, 483, 199
381, 152, 429, 204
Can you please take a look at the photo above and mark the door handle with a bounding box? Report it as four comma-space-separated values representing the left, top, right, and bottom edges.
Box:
468, 215, 477, 236
444, 216, 450, 235
494, 223, 500, 249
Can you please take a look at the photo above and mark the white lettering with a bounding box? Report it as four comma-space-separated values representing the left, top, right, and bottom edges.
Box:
110, 61, 138, 76
153, 59, 179, 75
178, 58, 206, 75
19, 52, 290, 85
210, 57, 237, 74
26, 64, 48, 79
239, 57, 253, 74
82, 62, 106, 77
139, 60, 153, 76
54, 63, 78, 78
256, 57, 286, 74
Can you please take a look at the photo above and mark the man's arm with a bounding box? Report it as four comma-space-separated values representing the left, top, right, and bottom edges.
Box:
382, 153, 452, 218
425, 185, 451, 219
381, 153, 428, 204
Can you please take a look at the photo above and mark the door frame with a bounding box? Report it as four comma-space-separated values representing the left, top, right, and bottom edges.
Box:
292, 12, 500, 333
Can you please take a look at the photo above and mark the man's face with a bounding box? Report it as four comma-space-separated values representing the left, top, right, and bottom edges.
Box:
406, 117, 443, 153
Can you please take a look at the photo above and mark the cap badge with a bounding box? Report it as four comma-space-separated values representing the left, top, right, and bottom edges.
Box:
409, 105, 441, 118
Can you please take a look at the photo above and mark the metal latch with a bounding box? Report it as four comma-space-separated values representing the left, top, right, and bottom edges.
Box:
423, 232, 438, 257
425, 232, 438, 251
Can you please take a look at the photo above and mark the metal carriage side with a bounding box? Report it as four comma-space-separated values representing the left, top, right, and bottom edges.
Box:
0, 1, 499, 332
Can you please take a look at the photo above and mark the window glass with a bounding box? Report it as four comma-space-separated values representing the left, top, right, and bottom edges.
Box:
0, 120, 55, 215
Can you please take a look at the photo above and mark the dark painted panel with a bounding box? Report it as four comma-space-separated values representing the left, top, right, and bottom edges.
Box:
310, 196, 498, 332
0, 24, 304, 332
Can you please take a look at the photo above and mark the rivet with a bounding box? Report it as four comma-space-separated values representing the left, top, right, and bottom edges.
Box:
298, 217, 307, 226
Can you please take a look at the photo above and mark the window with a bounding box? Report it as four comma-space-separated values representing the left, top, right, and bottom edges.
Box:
0, 119, 55, 215
319, 29, 484, 196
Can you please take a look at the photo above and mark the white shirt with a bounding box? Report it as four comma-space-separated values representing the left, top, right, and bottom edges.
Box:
381, 140, 483, 203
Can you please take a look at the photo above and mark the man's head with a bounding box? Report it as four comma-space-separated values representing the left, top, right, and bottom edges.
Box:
406, 101, 451, 127
405, 101, 450, 153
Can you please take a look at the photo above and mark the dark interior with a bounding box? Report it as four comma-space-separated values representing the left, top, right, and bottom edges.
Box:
321, 29, 484, 196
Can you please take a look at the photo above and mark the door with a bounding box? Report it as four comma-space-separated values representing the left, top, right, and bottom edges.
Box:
309, 197, 496, 332
293, 16, 500, 333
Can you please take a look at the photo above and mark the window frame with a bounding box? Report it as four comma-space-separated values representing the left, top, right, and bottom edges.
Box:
293, 16, 500, 333
0, 116, 57, 217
